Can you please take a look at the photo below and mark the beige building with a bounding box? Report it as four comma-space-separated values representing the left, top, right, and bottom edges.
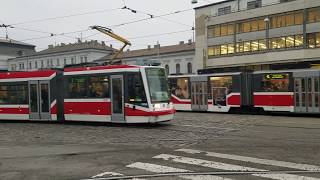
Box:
195, 0, 320, 73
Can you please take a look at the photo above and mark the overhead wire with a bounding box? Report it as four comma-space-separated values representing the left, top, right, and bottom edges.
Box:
10, 7, 122, 26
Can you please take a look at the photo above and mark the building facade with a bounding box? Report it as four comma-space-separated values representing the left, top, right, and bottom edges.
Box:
96, 40, 195, 75
0, 39, 35, 71
195, 0, 320, 73
8, 40, 114, 71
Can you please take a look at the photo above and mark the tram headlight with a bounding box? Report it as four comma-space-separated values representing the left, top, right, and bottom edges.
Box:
154, 104, 161, 109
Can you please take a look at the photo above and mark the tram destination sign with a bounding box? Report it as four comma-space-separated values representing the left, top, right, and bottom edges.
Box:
265, 74, 288, 79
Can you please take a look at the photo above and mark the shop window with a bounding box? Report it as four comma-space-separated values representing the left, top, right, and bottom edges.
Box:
244, 41, 251, 52
286, 36, 295, 48
294, 11, 303, 25
295, 34, 303, 47
262, 74, 289, 92
228, 44, 235, 54
236, 42, 244, 53
307, 33, 316, 48
221, 45, 228, 55
227, 24, 234, 35
251, 41, 259, 51
220, 24, 228, 36
258, 39, 267, 50
208, 47, 215, 56
317, 33, 320, 47
214, 25, 220, 37
171, 78, 189, 99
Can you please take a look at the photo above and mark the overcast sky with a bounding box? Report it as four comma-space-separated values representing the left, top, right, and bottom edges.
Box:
0, 0, 221, 51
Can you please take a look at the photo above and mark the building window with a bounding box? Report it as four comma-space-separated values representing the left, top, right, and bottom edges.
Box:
84, 56, 88, 62
258, 39, 267, 50
286, 36, 295, 48
294, 34, 303, 47
176, 63, 180, 74
247, 0, 262, 10
220, 24, 228, 36
221, 45, 228, 54
64, 58, 67, 65
294, 11, 303, 25
228, 44, 235, 54
242, 21, 251, 33
236, 42, 244, 53
308, 7, 320, 23
270, 37, 285, 49
218, 6, 231, 16
11, 64, 16, 71
50, 59, 53, 67
71, 58, 75, 64
35, 61, 38, 69
243, 41, 251, 52
251, 40, 259, 51
56, 58, 60, 66
214, 25, 220, 37
80, 56, 84, 63
187, 63, 192, 74
307, 33, 316, 48
47, 60, 50, 67
227, 23, 234, 35
317, 33, 320, 47
29, 62, 32, 69
41, 60, 44, 68
165, 65, 169, 75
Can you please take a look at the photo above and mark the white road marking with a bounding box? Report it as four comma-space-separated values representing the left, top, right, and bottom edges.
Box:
153, 154, 265, 171
92, 172, 123, 178
176, 149, 320, 171
127, 162, 234, 180
253, 173, 320, 180
154, 154, 320, 180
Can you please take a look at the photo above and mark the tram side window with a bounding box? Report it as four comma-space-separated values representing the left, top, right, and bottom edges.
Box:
0, 84, 28, 104
170, 78, 190, 99
68, 77, 88, 98
88, 76, 109, 98
127, 73, 148, 107
210, 76, 232, 106
261, 74, 289, 92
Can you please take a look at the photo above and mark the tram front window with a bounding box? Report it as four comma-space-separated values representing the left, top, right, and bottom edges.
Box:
146, 68, 170, 103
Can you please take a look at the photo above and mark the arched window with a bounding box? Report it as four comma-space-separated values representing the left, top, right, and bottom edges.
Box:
165, 65, 169, 75
176, 63, 180, 74
187, 63, 192, 74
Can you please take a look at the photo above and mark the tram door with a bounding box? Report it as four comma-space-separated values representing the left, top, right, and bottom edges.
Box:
29, 81, 51, 120
191, 76, 208, 111
111, 75, 124, 122
294, 71, 320, 113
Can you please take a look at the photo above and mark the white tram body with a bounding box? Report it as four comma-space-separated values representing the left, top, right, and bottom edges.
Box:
0, 65, 175, 123
169, 69, 320, 114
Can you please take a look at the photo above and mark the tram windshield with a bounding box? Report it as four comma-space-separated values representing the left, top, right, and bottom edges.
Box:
145, 68, 170, 103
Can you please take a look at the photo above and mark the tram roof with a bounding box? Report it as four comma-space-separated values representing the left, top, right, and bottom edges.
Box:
253, 69, 320, 74
63, 65, 140, 72
0, 70, 57, 81
168, 72, 242, 78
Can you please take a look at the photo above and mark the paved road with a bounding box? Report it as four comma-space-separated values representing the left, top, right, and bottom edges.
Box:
0, 112, 320, 180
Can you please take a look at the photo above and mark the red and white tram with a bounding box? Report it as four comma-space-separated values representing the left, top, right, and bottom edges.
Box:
169, 69, 320, 114
0, 65, 175, 123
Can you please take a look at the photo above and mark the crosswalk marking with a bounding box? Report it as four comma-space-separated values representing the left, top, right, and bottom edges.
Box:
153, 154, 265, 171
176, 149, 320, 171
153, 154, 320, 180
92, 172, 123, 178
252, 173, 320, 180
127, 162, 234, 180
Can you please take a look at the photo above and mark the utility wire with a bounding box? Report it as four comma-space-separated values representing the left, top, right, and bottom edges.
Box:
10, 7, 121, 26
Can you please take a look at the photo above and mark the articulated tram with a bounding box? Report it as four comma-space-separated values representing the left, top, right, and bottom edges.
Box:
169, 69, 320, 114
0, 65, 175, 123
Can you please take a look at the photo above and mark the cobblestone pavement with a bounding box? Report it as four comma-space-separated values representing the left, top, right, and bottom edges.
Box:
0, 112, 320, 180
